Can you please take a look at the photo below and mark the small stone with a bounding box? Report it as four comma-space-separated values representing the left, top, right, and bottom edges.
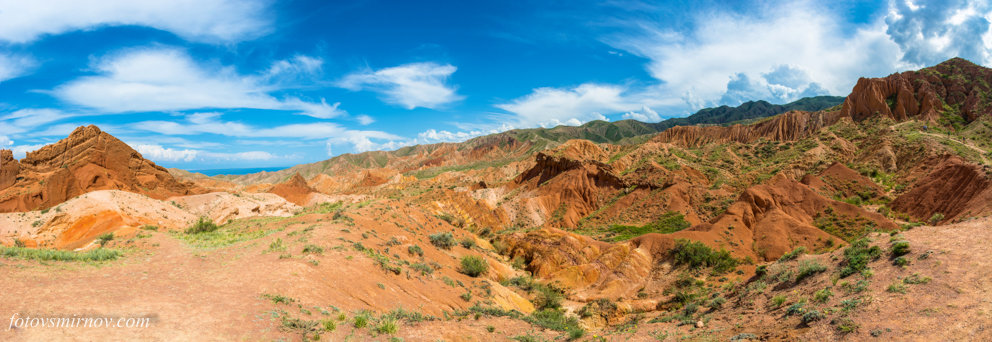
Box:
695, 320, 704, 328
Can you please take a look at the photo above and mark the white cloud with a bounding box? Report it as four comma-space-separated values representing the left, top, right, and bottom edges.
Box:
607, 2, 906, 110
129, 112, 404, 155
0, 53, 35, 82
54, 48, 343, 118
133, 144, 198, 162
356, 114, 375, 125
602, 1, 992, 110
621, 106, 661, 122
0, 135, 12, 147
495, 83, 639, 127
10, 144, 46, 159
339, 62, 462, 109
886, 0, 992, 66
133, 143, 277, 162
0, 0, 270, 43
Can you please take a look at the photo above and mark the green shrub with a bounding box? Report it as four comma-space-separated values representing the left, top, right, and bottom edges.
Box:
890, 241, 910, 258
929, 213, 944, 225
796, 260, 827, 282
524, 308, 581, 332
802, 310, 824, 324
903, 273, 931, 284
813, 288, 833, 303
839, 239, 882, 277
429, 232, 456, 249
606, 211, 691, 241
185, 216, 219, 234
354, 314, 369, 328
410, 263, 433, 276
375, 317, 398, 334
834, 317, 859, 333
302, 244, 324, 255
893, 256, 909, 266
707, 296, 726, 310
459, 255, 488, 277
322, 319, 336, 331
770, 295, 787, 308
671, 239, 738, 274
460, 237, 475, 249
96, 233, 114, 247
778, 246, 806, 262
887, 282, 907, 294
785, 302, 805, 316
533, 283, 563, 310
0, 246, 121, 262
408, 245, 424, 256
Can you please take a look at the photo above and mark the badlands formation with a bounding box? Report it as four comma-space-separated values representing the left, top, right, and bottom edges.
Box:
2, 58, 992, 341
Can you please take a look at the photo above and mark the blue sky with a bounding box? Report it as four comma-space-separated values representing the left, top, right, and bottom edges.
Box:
0, 0, 990, 170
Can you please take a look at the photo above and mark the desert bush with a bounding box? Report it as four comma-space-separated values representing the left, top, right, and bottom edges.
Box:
429, 232, 455, 249
524, 308, 582, 333
533, 283, 563, 310
671, 239, 738, 274
185, 216, 219, 234
707, 296, 727, 310
890, 241, 910, 258
302, 244, 324, 255
321, 319, 336, 331
0, 246, 120, 262
929, 213, 945, 225
460, 237, 475, 249
893, 256, 909, 266
802, 310, 824, 324
813, 288, 833, 303
375, 317, 398, 334
407, 245, 424, 256
840, 239, 882, 277
796, 260, 827, 282
96, 233, 114, 247
459, 255, 488, 277
778, 246, 806, 262
353, 314, 369, 328
770, 295, 787, 308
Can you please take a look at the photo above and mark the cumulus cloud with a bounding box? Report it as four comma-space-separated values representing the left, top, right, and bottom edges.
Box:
496, 83, 643, 127
0, 53, 35, 82
338, 62, 462, 109
133, 143, 277, 162
129, 112, 403, 156
355, 114, 375, 125
54, 48, 343, 118
0, 0, 271, 43
886, 0, 992, 66
621, 106, 662, 122
602, 1, 992, 111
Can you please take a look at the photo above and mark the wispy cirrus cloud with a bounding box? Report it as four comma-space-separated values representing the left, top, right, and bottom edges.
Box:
54, 47, 344, 119
0, 0, 271, 43
0, 53, 35, 83
338, 62, 463, 109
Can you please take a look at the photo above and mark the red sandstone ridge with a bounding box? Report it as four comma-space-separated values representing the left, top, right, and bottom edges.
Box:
841, 57, 992, 122
0, 125, 200, 212
268, 173, 318, 206
652, 110, 846, 147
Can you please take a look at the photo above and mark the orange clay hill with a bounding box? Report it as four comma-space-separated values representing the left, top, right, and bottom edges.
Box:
2, 58, 992, 341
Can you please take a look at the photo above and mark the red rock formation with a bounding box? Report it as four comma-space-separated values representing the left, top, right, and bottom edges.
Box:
841, 57, 992, 122
652, 110, 846, 147
0, 149, 19, 190
268, 173, 317, 206
0, 125, 199, 212
801, 162, 884, 199
891, 155, 992, 223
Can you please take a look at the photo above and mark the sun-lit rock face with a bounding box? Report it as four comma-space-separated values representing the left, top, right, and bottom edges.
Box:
0, 125, 200, 213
